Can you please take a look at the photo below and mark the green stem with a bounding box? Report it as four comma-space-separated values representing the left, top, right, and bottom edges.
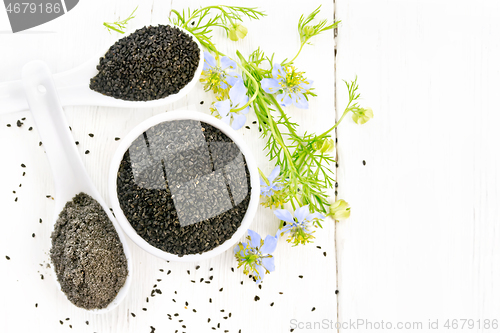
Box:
103, 23, 125, 34
285, 41, 306, 65
232, 59, 259, 112
317, 107, 350, 139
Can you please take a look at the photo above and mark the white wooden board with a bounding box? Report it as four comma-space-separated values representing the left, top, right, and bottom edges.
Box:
0, 0, 337, 332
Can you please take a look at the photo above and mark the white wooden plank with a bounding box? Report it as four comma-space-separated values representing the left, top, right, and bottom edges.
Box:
0, 0, 337, 332
336, 0, 500, 330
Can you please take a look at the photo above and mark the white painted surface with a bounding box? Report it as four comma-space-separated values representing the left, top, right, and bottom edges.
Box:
0, 1, 336, 332
336, 0, 500, 332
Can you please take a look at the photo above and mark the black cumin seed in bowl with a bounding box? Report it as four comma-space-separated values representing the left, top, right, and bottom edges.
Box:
109, 111, 259, 261
89, 25, 200, 101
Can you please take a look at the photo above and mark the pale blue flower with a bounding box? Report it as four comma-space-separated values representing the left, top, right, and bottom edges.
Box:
260, 63, 313, 109
234, 229, 278, 283
201, 51, 240, 97
274, 205, 324, 246
260, 166, 283, 197
214, 79, 250, 130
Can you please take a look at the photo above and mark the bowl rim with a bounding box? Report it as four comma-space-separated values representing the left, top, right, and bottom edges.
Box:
108, 110, 259, 262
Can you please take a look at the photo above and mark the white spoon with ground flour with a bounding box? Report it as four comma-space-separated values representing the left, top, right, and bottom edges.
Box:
21, 60, 132, 313
1, 24, 203, 114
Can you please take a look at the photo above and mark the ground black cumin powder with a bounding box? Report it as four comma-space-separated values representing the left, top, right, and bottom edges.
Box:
117, 120, 251, 256
89, 25, 200, 101
50, 193, 128, 310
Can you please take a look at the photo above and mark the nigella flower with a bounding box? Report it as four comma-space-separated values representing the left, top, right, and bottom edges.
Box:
259, 166, 283, 197
260, 64, 313, 109
200, 51, 240, 98
234, 230, 278, 283
274, 205, 325, 246
213, 79, 249, 130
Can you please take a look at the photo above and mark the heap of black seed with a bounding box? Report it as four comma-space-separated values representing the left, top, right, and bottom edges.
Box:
116, 120, 251, 256
50, 193, 128, 310
89, 25, 200, 101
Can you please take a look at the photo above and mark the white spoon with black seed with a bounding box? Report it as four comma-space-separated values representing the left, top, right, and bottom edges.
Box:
1, 24, 203, 114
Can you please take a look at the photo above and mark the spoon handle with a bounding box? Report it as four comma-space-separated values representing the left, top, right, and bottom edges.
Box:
21, 61, 93, 212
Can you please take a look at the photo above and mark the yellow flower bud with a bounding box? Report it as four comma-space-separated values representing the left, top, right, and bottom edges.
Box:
352, 107, 374, 125
319, 139, 334, 153
303, 26, 315, 38
229, 24, 248, 41
330, 199, 350, 220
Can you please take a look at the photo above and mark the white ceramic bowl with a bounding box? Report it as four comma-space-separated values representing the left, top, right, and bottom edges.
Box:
108, 111, 259, 262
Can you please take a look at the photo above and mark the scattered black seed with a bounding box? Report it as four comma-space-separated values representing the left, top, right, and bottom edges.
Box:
150, 326, 156, 333
217, 323, 220, 328
174, 313, 179, 316
298, 275, 303, 279
191, 280, 195, 283
205, 281, 210, 284
35, 303, 38, 307
21, 163, 26, 168
270, 302, 274, 306
209, 298, 212, 303
200, 278, 204, 282
252, 121, 257, 124
86, 320, 90, 324
22, 172, 25, 176
32, 233, 35, 238
312, 307, 316, 311
39, 141, 42, 146
5, 256, 10, 260
362, 160, 366, 165
89, 133, 94, 137
28, 126, 33, 131
65, 318, 70, 321
187, 270, 190, 275
229, 313, 231, 317
208, 318, 211, 323
172, 299, 176, 302
193, 309, 197, 313
167, 270, 171, 275
69, 126, 72, 131
50, 193, 128, 310
323, 252, 327, 257
155, 289, 162, 294
153, 284, 157, 288
75, 141, 79, 145
210, 268, 213, 271
60, 320, 63, 325
7, 124, 11, 127
316, 246, 321, 249
279, 292, 283, 294
146, 297, 149, 302
209, 276, 213, 280
335, 182, 338, 188
231, 267, 234, 272
116, 121, 251, 255
14, 197, 18, 202
195, 265, 200, 270
85, 150, 90, 154
17, 120, 23, 127
159, 269, 164, 272
335, 290, 339, 294
223, 316, 228, 320
69, 325, 72, 329
245, 126, 250, 129
240, 281, 243, 285
46, 195, 51, 198
335, 191, 338, 196
219, 288, 223, 292
143, 308, 147, 311
220, 309, 224, 312
157, 279, 162, 282
259, 127, 262, 132
254, 296, 260, 301
40, 274, 44, 280
90, 25, 200, 101
200, 101, 204, 105
336, 163, 339, 168
12, 191, 15, 194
